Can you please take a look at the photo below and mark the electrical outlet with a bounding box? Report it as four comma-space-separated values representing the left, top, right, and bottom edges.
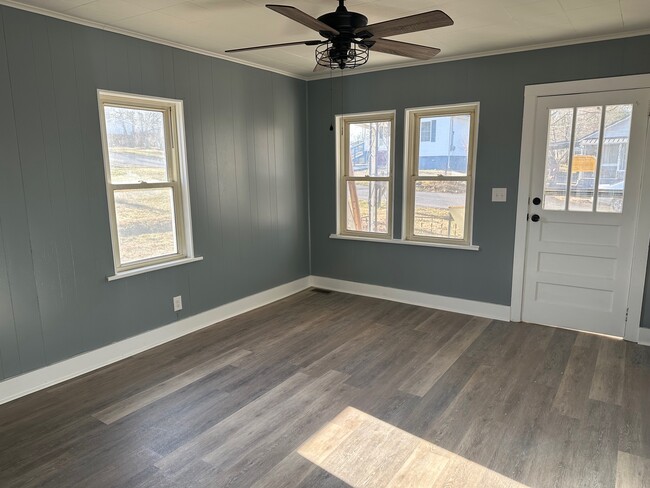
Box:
173, 295, 183, 312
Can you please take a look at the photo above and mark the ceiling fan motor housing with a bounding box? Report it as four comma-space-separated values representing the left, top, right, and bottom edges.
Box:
317, 1, 369, 68
317, 10, 367, 36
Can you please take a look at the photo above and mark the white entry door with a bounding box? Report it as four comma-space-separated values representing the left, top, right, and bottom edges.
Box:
522, 89, 650, 337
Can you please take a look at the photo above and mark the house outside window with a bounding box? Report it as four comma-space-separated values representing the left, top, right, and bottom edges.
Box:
404, 103, 479, 245
542, 105, 632, 213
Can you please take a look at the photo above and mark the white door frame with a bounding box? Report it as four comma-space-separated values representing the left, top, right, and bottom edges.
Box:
511, 74, 650, 343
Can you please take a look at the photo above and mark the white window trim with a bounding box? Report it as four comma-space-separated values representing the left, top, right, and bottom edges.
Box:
97, 89, 199, 280
402, 102, 480, 247
510, 74, 650, 345
106, 256, 204, 281
335, 110, 396, 239
329, 233, 479, 250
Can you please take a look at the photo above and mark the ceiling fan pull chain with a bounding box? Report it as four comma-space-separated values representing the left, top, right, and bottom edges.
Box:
329, 69, 334, 132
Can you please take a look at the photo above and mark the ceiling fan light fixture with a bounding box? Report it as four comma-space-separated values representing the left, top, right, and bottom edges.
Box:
315, 41, 369, 70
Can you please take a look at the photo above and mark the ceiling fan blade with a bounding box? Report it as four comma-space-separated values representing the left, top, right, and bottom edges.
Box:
226, 40, 321, 53
357, 10, 453, 38
266, 5, 339, 35
368, 38, 440, 60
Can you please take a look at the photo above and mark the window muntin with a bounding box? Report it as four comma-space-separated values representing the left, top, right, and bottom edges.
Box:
338, 112, 395, 238
542, 104, 632, 213
404, 104, 478, 245
99, 91, 192, 273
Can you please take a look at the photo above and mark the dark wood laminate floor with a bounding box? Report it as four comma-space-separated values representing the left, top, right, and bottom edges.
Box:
1, 289, 649, 487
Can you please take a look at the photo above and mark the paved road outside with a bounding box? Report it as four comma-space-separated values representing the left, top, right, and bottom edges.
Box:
355, 186, 465, 208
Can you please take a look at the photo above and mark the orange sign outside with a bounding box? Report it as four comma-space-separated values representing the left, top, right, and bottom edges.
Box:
572, 155, 597, 173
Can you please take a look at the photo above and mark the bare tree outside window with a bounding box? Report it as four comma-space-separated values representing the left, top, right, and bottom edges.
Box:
338, 113, 394, 238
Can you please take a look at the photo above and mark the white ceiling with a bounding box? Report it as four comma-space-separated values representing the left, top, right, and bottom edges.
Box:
5, 0, 650, 78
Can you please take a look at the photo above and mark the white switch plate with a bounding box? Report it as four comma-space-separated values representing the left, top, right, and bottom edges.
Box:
173, 295, 183, 312
492, 188, 507, 202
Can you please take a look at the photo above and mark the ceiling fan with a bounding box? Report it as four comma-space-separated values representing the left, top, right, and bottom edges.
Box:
225, 0, 454, 71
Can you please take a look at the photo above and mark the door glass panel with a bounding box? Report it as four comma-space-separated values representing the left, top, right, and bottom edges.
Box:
413, 180, 466, 240
348, 121, 391, 177
418, 114, 471, 176
346, 181, 389, 233
596, 104, 632, 213
568, 106, 602, 211
104, 106, 169, 184
114, 188, 178, 264
543, 108, 573, 210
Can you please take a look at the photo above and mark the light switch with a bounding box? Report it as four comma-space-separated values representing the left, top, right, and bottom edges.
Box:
492, 188, 507, 202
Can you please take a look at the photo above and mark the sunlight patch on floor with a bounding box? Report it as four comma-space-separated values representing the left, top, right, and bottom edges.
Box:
297, 406, 528, 488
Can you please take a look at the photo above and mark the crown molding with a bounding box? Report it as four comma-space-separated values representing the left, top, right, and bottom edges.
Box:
0, 0, 309, 81
307, 27, 650, 81
1, 1, 650, 83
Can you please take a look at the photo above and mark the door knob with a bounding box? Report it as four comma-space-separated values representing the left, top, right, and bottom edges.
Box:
531, 214, 540, 222
532, 197, 541, 205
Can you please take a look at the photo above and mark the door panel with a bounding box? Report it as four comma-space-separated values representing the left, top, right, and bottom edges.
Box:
522, 89, 650, 337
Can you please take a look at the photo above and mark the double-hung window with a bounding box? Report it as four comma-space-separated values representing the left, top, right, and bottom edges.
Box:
337, 111, 395, 238
404, 103, 479, 245
98, 90, 197, 278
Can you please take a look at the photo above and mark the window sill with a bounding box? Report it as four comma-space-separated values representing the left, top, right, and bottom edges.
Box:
107, 256, 204, 282
329, 234, 479, 251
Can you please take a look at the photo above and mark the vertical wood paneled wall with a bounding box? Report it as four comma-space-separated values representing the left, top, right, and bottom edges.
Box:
0, 6, 309, 380
307, 34, 650, 313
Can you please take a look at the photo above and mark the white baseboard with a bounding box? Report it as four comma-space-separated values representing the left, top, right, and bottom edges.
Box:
0, 277, 311, 406
309, 276, 511, 322
639, 327, 650, 346
0, 275, 517, 405
2, 271, 641, 406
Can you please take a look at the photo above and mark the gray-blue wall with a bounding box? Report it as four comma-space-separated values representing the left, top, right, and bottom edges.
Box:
3, 6, 650, 384
0, 6, 309, 381
307, 35, 650, 323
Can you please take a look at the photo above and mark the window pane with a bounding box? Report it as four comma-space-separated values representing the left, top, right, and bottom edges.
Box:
104, 106, 169, 184
418, 114, 471, 176
348, 121, 391, 177
114, 188, 177, 264
568, 106, 602, 211
597, 104, 632, 213
543, 108, 573, 210
413, 180, 466, 240
346, 180, 389, 234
